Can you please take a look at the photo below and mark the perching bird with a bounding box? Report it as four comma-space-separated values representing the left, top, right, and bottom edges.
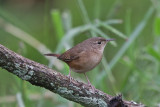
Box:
44, 37, 114, 92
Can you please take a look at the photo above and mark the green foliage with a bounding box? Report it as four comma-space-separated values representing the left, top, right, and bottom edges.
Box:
0, 0, 159, 106
51, 10, 64, 41
154, 17, 160, 36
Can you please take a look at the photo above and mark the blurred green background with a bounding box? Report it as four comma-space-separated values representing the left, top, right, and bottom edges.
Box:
0, 0, 160, 106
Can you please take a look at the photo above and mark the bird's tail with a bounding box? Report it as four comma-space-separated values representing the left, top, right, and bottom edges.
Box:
44, 53, 60, 58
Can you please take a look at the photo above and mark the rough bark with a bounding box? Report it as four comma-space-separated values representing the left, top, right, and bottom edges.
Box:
0, 44, 144, 107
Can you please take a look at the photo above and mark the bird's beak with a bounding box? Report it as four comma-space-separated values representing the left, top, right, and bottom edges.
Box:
106, 38, 115, 41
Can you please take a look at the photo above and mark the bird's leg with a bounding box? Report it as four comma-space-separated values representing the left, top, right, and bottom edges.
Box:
67, 68, 73, 82
84, 73, 95, 93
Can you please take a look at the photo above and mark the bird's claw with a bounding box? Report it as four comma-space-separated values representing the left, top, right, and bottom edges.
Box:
88, 84, 95, 93
67, 75, 73, 82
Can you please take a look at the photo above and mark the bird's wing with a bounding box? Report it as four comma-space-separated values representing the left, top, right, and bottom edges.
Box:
58, 47, 84, 62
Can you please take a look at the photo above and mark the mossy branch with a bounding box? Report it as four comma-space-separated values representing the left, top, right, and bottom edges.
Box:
0, 44, 144, 107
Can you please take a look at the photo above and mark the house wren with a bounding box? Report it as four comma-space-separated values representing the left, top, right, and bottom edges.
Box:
44, 37, 114, 92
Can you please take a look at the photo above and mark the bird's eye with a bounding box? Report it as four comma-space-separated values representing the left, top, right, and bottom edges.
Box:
97, 41, 101, 44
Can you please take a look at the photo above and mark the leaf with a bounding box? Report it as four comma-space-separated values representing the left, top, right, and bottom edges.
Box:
51, 10, 64, 41
154, 17, 160, 36
147, 47, 160, 62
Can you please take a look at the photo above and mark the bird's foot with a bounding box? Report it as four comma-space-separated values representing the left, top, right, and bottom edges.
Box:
88, 84, 95, 93
67, 75, 73, 82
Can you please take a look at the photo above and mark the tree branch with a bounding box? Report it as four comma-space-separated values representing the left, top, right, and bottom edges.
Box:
0, 44, 144, 107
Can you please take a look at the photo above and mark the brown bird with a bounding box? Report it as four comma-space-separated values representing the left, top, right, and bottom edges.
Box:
44, 37, 114, 92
